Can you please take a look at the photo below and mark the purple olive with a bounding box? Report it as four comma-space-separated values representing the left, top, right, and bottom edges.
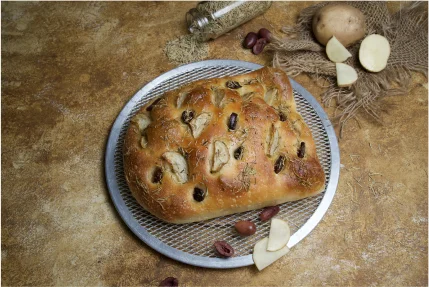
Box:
252, 38, 267, 55
243, 32, 258, 49
258, 28, 272, 42
234, 220, 256, 236
159, 277, 178, 287
214, 241, 234, 257
228, 112, 238, 130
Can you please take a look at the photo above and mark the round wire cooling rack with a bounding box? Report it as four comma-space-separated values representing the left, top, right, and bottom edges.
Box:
105, 60, 340, 269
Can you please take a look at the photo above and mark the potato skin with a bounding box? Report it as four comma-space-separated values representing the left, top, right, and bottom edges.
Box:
312, 4, 366, 47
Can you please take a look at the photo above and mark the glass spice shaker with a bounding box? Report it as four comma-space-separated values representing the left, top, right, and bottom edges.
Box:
186, 1, 272, 41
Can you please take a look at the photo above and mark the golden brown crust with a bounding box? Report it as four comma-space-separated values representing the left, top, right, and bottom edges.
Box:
123, 67, 325, 224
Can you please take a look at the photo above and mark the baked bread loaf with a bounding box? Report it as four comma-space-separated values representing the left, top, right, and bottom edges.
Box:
123, 67, 325, 224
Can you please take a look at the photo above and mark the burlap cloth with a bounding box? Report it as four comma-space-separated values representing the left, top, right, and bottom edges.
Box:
268, 1, 428, 133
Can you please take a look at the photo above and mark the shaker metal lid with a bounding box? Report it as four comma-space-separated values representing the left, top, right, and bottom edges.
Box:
186, 8, 209, 33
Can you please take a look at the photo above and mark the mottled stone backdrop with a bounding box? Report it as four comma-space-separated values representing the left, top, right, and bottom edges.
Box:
2, 1, 427, 286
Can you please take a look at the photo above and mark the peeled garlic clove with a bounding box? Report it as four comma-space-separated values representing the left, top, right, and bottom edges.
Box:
267, 125, 279, 157
162, 151, 188, 183
211, 141, 230, 173
132, 113, 151, 133
189, 113, 212, 138
264, 88, 278, 106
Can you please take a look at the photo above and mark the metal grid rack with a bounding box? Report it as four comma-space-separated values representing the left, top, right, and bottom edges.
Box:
105, 60, 340, 268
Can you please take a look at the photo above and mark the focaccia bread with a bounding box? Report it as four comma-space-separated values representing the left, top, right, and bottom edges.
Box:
123, 67, 325, 224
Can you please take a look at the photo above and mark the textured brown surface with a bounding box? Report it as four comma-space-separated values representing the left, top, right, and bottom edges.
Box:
1, 1, 427, 286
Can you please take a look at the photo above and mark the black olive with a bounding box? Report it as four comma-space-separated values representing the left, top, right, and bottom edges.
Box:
146, 98, 161, 111
234, 146, 244, 160
279, 112, 287, 122
181, 110, 194, 124
298, 142, 306, 158
193, 187, 206, 202
159, 277, 179, 287
258, 28, 272, 42
225, 81, 242, 89
152, 167, 163, 183
243, 32, 258, 49
252, 38, 267, 55
228, 113, 238, 130
274, 156, 285, 174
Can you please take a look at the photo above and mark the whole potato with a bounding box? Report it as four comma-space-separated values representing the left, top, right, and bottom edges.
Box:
312, 4, 366, 47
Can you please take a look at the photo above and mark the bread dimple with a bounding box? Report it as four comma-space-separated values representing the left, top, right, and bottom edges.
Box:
123, 67, 326, 224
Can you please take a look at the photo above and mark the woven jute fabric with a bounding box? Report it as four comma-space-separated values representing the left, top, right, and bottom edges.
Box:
268, 1, 428, 131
